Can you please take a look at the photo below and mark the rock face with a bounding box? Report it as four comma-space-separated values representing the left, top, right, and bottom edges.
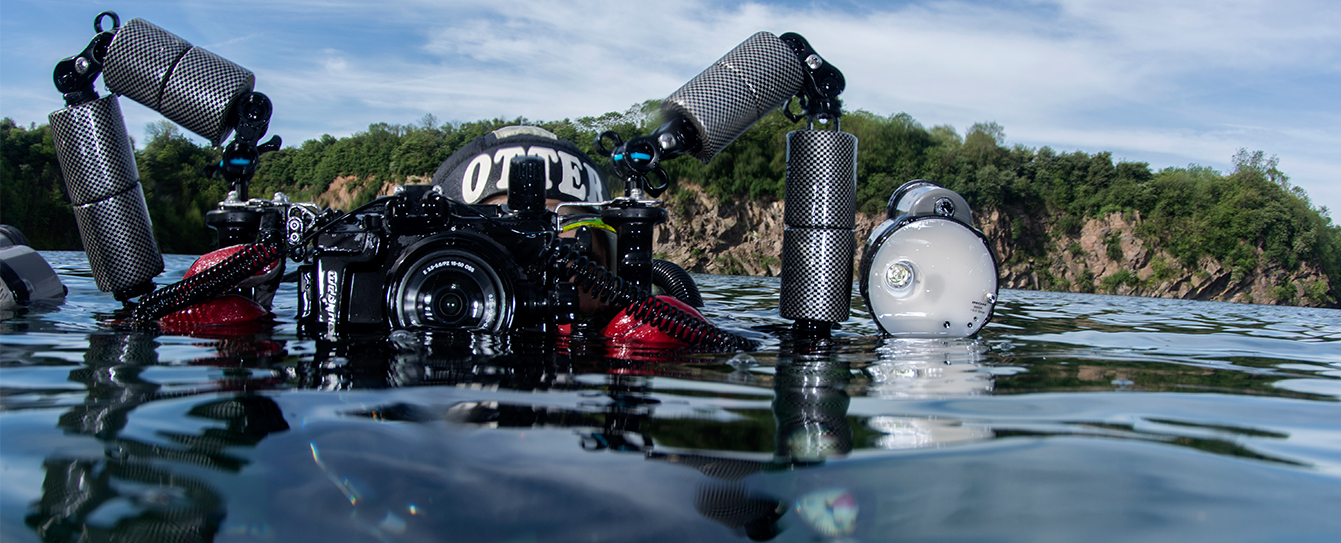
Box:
653, 184, 1336, 308
653, 184, 884, 278
314, 175, 426, 210
981, 209, 1335, 307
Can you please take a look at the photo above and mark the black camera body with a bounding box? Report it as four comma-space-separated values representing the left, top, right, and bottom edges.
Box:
198, 152, 714, 343
295, 169, 578, 337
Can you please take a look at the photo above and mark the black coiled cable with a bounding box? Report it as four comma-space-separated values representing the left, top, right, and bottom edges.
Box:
128, 230, 285, 327
651, 259, 703, 307
551, 246, 754, 351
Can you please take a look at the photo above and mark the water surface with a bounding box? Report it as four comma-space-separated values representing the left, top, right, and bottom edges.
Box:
2, 252, 1340, 542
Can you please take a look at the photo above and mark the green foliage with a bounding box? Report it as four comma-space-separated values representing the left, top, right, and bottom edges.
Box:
251, 116, 524, 201
1136, 151, 1337, 285
136, 122, 225, 254
1150, 257, 1177, 283
1056, 214, 1083, 236
1105, 233, 1124, 261
1270, 280, 1296, 304
714, 254, 747, 276
3, 105, 1338, 307
1304, 280, 1334, 306
662, 107, 792, 203
1076, 268, 1096, 293
1100, 269, 1143, 293
1, 119, 79, 249
1, 118, 227, 253
847, 111, 939, 213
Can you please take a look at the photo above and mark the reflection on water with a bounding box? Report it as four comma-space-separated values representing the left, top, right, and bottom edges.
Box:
330, 334, 868, 539
2, 253, 1341, 541
865, 338, 993, 399
19, 332, 289, 542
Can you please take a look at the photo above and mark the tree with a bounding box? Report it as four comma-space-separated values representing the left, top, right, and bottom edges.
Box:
0, 118, 78, 249
135, 122, 224, 254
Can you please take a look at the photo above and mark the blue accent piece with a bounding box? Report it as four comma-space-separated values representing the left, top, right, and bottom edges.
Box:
229, 158, 252, 166
631, 153, 652, 161
612, 154, 624, 161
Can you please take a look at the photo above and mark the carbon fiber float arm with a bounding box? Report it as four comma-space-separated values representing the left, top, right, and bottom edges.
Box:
596, 31, 846, 199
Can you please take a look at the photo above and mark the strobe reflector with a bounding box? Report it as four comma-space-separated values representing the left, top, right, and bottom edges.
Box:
859, 181, 998, 337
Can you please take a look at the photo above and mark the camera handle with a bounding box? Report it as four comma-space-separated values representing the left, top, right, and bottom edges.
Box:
591, 131, 671, 293
600, 201, 667, 293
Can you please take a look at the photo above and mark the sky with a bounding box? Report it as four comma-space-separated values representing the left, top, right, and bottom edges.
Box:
3, 0, 1338, 215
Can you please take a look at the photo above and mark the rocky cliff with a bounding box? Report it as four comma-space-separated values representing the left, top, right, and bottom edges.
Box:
653, 184, 1336, 308
314, 175, 427, 210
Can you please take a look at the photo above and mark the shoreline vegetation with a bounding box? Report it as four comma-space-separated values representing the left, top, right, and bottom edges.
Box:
3, 102, 1337, 308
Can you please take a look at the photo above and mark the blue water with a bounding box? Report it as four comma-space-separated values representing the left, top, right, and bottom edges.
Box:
3, 252, 1340, 542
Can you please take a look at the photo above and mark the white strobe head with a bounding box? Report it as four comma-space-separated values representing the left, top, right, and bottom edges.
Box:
860, 217, 998, 337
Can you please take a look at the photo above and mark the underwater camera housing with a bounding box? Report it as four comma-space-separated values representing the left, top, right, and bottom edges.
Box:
291, 156, 579, 336
859, 180, 999, 337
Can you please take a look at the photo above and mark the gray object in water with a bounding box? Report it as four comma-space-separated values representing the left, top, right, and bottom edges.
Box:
0, 225, 67, 310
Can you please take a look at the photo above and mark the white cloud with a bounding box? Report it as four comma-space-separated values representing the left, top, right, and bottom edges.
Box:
4, 0, 1337, 212
321, 50, 349, 73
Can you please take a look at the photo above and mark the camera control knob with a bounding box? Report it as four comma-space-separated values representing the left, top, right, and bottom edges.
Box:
508, 155, 547, 215
550, 282, 578, 325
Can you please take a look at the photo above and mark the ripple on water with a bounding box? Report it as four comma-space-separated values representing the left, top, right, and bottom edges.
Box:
2, 252, 1339, 541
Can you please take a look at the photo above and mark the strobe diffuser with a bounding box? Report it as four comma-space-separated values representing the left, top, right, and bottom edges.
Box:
859, 181, 998, 337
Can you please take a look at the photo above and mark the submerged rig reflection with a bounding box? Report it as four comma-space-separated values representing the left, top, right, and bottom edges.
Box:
25, 332, 290, 542
311, 331, 991, 540
22, 326, 993, 542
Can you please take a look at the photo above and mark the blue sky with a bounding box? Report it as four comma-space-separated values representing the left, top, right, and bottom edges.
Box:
3, 0, 1338, 215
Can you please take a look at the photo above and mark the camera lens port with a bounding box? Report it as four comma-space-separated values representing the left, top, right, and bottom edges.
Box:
391, 249, 509, 331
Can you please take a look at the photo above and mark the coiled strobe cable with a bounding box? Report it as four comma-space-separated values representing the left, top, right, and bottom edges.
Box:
551, 245, 755, 352
128, 229, 285, 327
